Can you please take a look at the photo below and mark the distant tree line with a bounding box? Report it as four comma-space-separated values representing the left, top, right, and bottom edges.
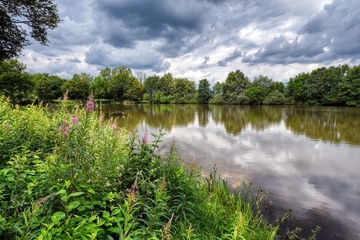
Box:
1, 59, 359, 106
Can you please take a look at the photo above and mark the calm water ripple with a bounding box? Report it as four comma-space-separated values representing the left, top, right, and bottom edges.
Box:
100, 104, 360, 239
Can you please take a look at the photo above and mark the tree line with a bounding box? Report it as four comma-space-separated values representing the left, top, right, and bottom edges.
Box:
1, 59, 359, 106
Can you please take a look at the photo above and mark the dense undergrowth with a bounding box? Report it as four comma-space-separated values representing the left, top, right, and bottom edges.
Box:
0, 95, 319, 239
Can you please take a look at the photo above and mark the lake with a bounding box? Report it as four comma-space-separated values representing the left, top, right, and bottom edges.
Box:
99, 103, 360, 239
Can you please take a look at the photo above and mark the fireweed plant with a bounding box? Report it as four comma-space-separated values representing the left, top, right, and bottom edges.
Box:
0, 95, 319, 239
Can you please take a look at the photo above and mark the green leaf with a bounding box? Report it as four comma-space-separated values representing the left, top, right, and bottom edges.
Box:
68, 191, 85, 197
107, 235, 115, 240
87, 188, 96, 194
61, 195, 68, 202
56, 189, 66, 195
103, 211, 110, 218
108, 227, 119, 234
66, 201, 80, 211
51, 211, 66, 224
112, 209, 121, 216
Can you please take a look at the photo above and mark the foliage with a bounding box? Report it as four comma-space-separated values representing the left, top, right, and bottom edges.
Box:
144, 75, 160, 101
103, 66, 143, 101
339, 65, 360, 106
0, 59, 34, 103
1, 58, 359, 106
263, 91, 287, 105
61, 73, 91, 100
222, 70, 250, 103
197, 79, 212, 104
143, 73, 197, 104
32, 73, 65, 101
246, 75, 273, 105
0, 96, 320, 239
171, 77, 196, 104
286, 65, 352, 106
89, 76, 108, 99
0, 0, 60, 61
0, 98, 57, 167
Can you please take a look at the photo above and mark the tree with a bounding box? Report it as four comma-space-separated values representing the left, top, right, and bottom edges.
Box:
270, 81, 286, 94
125, 77, 143, 101
286, 65, 351, 106
212, 82, 223, 96
61, 73, 91, 100
339, 65, 360, 106
286, 72, 310, 104
143, 75, 160, 102
172, 77, 196, 103
0, 0, 60, 60
0, 59, 33, 103
315, 65, 349, 105
31, 73, 65, 100
223, 70, 250, 104
103, 66, 144, 101
246, 75, 273, 105
197, 79, 211, 104
107, 66, 133, 100
209, 82, 224, 104
157, 73, 174, 96
90, 76, 108, 99
149, 73, 175, 103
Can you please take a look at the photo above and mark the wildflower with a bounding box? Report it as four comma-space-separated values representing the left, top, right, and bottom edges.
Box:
142, 131, 148, 144
58, 125, 70, 136
86, 93, 95, 112
4, 125, 10, 131
112, 123, 117, 130
86, 101, 94, 112
65, 126, 70, 135
71, 117, 79, 125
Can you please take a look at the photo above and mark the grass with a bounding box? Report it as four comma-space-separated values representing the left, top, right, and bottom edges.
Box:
0, 95, 319, 239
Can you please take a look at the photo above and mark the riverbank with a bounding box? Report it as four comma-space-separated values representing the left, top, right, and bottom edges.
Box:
0, 96, 319, 239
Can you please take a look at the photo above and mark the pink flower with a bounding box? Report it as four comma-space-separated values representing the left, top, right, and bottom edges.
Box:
71, 117, 79, 125
86, 101, 94, 112
58, 125, 70, 136
64, 126, 70, 135
112, 123, 117, 130
142, 131, 148, 144
86, 93, 95, 112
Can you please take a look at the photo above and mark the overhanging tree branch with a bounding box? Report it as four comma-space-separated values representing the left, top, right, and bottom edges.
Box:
0, 0, 60, 61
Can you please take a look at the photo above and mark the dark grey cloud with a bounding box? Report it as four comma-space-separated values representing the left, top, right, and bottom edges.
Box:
196, 0, 229, 4
217, 49, 242, 66
202, 57, 210, 65
244, 0, 360, 64
70, 58, 81, 63
92, 0, 208, 56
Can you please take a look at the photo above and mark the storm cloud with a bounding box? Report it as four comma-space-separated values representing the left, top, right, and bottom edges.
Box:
20, 0, 360, 81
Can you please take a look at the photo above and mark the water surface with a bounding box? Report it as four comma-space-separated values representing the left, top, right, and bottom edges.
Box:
100, 104, 360, 239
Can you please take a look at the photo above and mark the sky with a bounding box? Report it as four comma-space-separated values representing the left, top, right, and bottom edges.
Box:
20, 0, 360, 85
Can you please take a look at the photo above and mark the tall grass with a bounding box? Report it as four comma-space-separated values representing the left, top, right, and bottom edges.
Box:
0, 96, 318, 239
